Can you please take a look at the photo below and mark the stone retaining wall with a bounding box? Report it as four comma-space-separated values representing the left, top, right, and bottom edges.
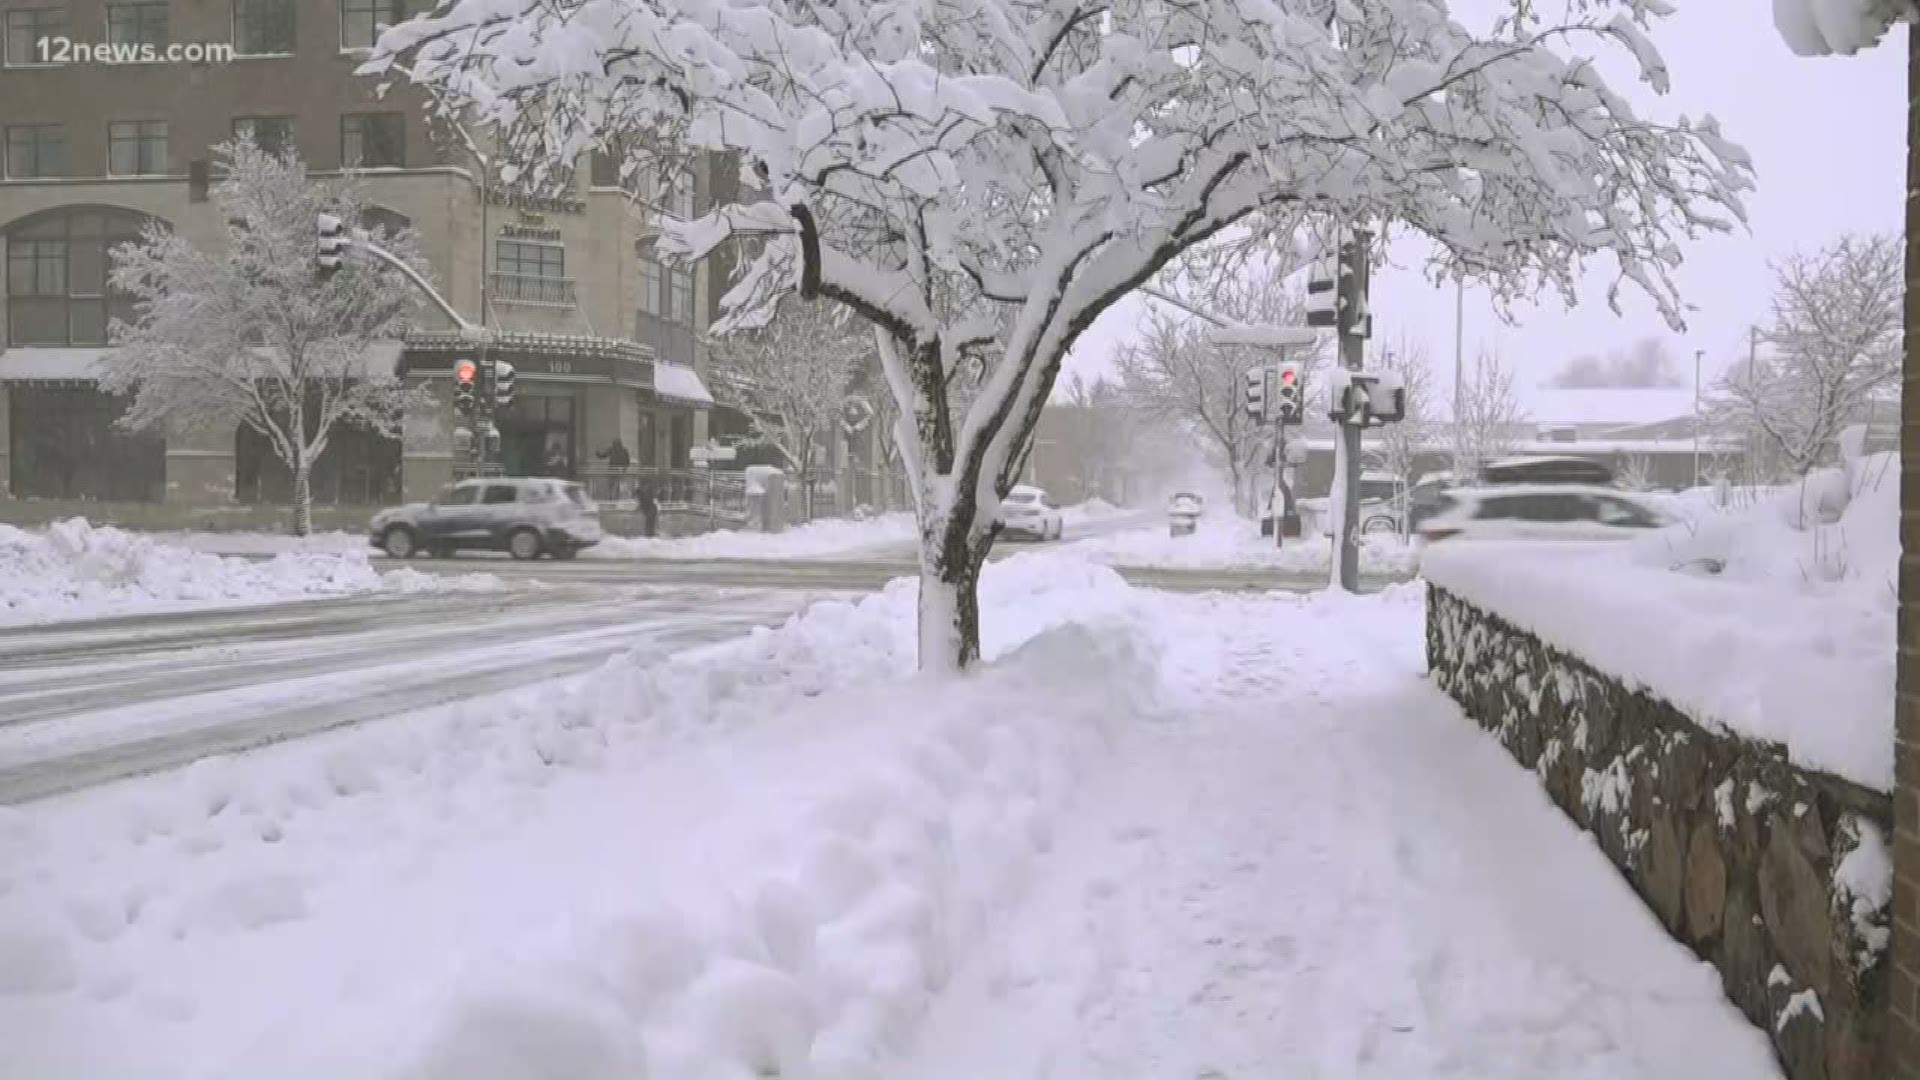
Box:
1428, 584, 1894, 1080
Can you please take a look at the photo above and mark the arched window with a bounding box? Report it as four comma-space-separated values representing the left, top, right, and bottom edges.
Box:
5, 206, 156, 347
358, 205, 409, 241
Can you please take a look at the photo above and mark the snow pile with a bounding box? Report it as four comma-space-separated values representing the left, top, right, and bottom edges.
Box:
0, 551, 1159, 1078
1061, 497, 1128, 526
1424, 453, 1898, 790
0, 519, 497, 624
1062, 512, 1417, 575
594, 511, 918, 560
156, 529, 368, 556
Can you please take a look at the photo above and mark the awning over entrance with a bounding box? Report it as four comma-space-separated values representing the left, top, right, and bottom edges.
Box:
0, 342, 404, 383
654, 362, 715, 408
0, 347, 109, 383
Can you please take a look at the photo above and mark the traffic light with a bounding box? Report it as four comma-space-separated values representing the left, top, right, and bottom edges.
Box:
1368, 373, 1406, 424
1304, 253, 1342, 329
452, 425, 473, 459
493, 360, 516, 409
453, 358, 478, 416
315, 212, 348, 277
1244, 367, 1267, 419
1303, 237, 1371, 339
1274, 361, 1304, 424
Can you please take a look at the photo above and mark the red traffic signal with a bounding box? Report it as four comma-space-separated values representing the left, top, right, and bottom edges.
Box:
1280, 367, 1297, 386
455, 359, 478, 384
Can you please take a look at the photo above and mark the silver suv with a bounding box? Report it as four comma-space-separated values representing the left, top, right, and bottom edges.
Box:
369, 477, 604, 560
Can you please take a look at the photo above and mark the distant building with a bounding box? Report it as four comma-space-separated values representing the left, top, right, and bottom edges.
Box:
0, 1, 725, 524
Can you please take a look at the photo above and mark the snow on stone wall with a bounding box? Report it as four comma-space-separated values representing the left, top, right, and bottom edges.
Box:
1428, 585, 1893, 1080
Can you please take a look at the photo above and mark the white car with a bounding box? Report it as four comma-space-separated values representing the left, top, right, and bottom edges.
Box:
999, 485, 1065, 540
1413, 484, 1671, 545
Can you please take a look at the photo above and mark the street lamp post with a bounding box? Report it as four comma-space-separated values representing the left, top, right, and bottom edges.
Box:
1693, 348, 1704, 489
1452, 276, 1465, 479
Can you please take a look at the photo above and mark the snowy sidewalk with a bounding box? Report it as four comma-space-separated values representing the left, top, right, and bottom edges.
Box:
0, 555, 1780, 1079
892, 590, 1780, 1079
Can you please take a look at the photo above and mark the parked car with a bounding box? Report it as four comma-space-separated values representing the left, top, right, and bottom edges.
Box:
1168, 492, 1204, 537
999, 484, 1064, 540
1413, 484, 1671, 545
369, 477, 604, 560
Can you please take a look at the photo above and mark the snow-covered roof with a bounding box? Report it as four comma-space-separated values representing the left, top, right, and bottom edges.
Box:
1516, 388, 1697, 427
654, 361, 715, 407
1773, 0, 1908, 56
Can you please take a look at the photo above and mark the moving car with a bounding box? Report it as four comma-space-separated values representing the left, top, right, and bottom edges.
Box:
1414, 484, 1671, 545
999, 485, 1064, 540
370, 477, 603, 560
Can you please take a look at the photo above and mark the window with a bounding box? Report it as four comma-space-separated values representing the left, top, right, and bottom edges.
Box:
338, 0, 400, 50
340, 112, 404, 168
666, 171, 695, 217
6, 207, 150, 346
1592, 496, 1661, 529
4, 7, 64, 65
358, 206, 409, 241
637, 246, 663, 316
233, 115, 294, 156
436, 483, 479, 506
106, 1, 167, 47
108, 120, 168, 175
4, 123, 65, 178
233, 0, 294, 53
667, 267, 694, 323
495, 240, 563, 279
1477, 493, 1586, 522
482, 484, 518, 505
8, 388, 166, 503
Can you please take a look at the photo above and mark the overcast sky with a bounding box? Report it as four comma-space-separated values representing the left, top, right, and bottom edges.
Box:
1060, 3, 1907, 401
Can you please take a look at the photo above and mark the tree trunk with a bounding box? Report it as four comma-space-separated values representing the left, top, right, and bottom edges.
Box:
916, 510, 985, 674
291, 455, 313, 538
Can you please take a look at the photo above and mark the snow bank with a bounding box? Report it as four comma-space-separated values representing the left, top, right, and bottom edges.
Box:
0, 550, 1167, 1078
0, 519, 498, 625
1061, 513, 1417, 574
593, 511, 918, 560
1424, 454, 1898, 790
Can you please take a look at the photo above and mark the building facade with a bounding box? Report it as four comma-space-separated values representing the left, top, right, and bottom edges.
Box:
0, 0, 721, 522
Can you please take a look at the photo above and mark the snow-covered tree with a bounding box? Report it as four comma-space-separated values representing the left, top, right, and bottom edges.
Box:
1372, 334, 1434, 492
373, 0, 1750, 670
1114, 269, 1322, 516
1550, 336, 1685, 388
104, 139, 428, 535
709, 295, 872, 514
1716, 232, 1901, 476
1454, 348, 1521, 477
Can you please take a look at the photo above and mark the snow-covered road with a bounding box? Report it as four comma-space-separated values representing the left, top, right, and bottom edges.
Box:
0, 583, 850, 803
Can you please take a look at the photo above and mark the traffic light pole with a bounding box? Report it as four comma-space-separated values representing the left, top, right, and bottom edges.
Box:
1272, 411, 1287, 550
1334, 228, 1370, 593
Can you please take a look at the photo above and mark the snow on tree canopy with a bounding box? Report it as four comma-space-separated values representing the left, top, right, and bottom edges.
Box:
367, 0, 1751, 669
1773, 0, 1910, 56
